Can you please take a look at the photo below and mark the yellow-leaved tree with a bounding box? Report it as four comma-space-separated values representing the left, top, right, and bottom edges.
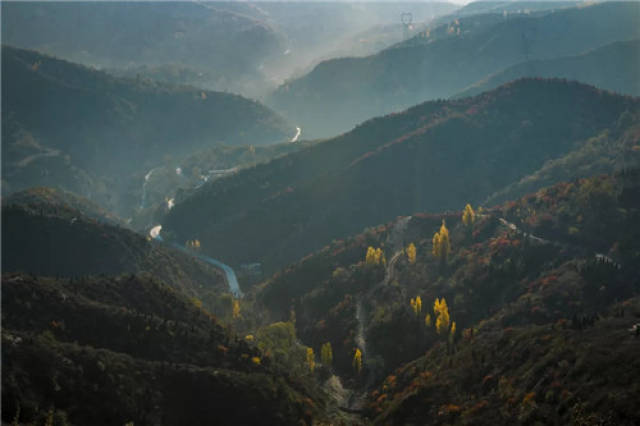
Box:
365, 247, 377, 265
410, 296, 422, 317
186, 239, 201, 250
462, 204, 476, 227
432, 220, 451, 263
365, 246, 386, 265
321, 342, 333, 367
232, 300, 241, 320
406, 243, 417, 264
306, 347, 315, 373
353, 348, 362, 374
425, 313, 432, 327
433, 297, 450, 334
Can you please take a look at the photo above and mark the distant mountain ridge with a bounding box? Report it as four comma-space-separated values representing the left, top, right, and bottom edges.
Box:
0, 1, 285, 96
456, 39, 640, 98
1, 46, 294, 215
268, 2, 640, 137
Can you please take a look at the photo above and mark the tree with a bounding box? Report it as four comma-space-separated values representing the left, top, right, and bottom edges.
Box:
462, 204, 476, 227
186, 239, 201, 250
366, 246, 386, 265
353, 348, 362, 374
432, 220, 451, 263
191, 297, 203, 310
321, 342, 333, 367
306, 347, 315, 373
366, 247, 377, 265
410, 296, 422, 317
232, 300, 241, 319
406, 243, 417, 264
450, 321, 457, 338
375, 248, 386, 266
425, 313, 432, 327
433, 297, 450, 334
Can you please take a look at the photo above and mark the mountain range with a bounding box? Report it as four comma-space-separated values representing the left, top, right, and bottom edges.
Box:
2, 2, 640, 425
164, 78, 639, 274
1, 46, 294, 216
268, 2, 640, 137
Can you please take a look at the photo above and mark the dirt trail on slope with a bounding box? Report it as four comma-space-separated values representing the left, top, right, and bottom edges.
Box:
347, 216, 413, 411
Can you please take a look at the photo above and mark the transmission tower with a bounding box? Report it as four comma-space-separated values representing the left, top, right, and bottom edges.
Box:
401, 12, 413, 40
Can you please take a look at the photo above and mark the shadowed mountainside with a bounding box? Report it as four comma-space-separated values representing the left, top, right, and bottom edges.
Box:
1, 273, 328, 425
1, 187, 228, 299
164, 79, 639, 274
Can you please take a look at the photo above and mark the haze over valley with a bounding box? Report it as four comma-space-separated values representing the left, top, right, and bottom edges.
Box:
2, 1, 640, 425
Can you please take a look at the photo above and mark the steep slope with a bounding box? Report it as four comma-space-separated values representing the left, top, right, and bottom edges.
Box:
1, 1, 458, 98
246, 1, 456, 90
484, 108, 640, 205
3, 186, 122, 225
164, 79, 639, 274
1, 273, 327, 425
0, 1, 284, 96
366, 306, 640, 425
362, 174, 640, 425
252, 171, 640, 419
268, 2, 640, 137
1, 46, 294, 214
128, 140, 316, 231
456, 39, 640, 98
1, 188, 227, 299
432, 1, 581, 25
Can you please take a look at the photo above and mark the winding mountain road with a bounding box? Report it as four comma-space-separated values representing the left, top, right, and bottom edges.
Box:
497, 217, 622, 268
140, 168, 159, 209
291, 126, 301, 143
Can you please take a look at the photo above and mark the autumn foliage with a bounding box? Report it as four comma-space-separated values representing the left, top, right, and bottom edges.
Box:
232, 300, 241, 319
410, 296, 422, 317
353, 348, 363, 374
366, 246, 386, 265
306, 347, 315, 372
433, 298, 451, 334
406, 243, 417, 264
186, 239, 201, 250
432, 220, 451, 262
321, 342, 333, 367
462, 204, 476, 227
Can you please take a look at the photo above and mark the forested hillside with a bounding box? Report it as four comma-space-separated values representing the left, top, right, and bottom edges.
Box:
2, 273, 329, 425
1, 188, 228, 299
1, 46, 294, 215
252, 171, 640, 424
164, 79, 639, 273
2, 2, 639, 425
